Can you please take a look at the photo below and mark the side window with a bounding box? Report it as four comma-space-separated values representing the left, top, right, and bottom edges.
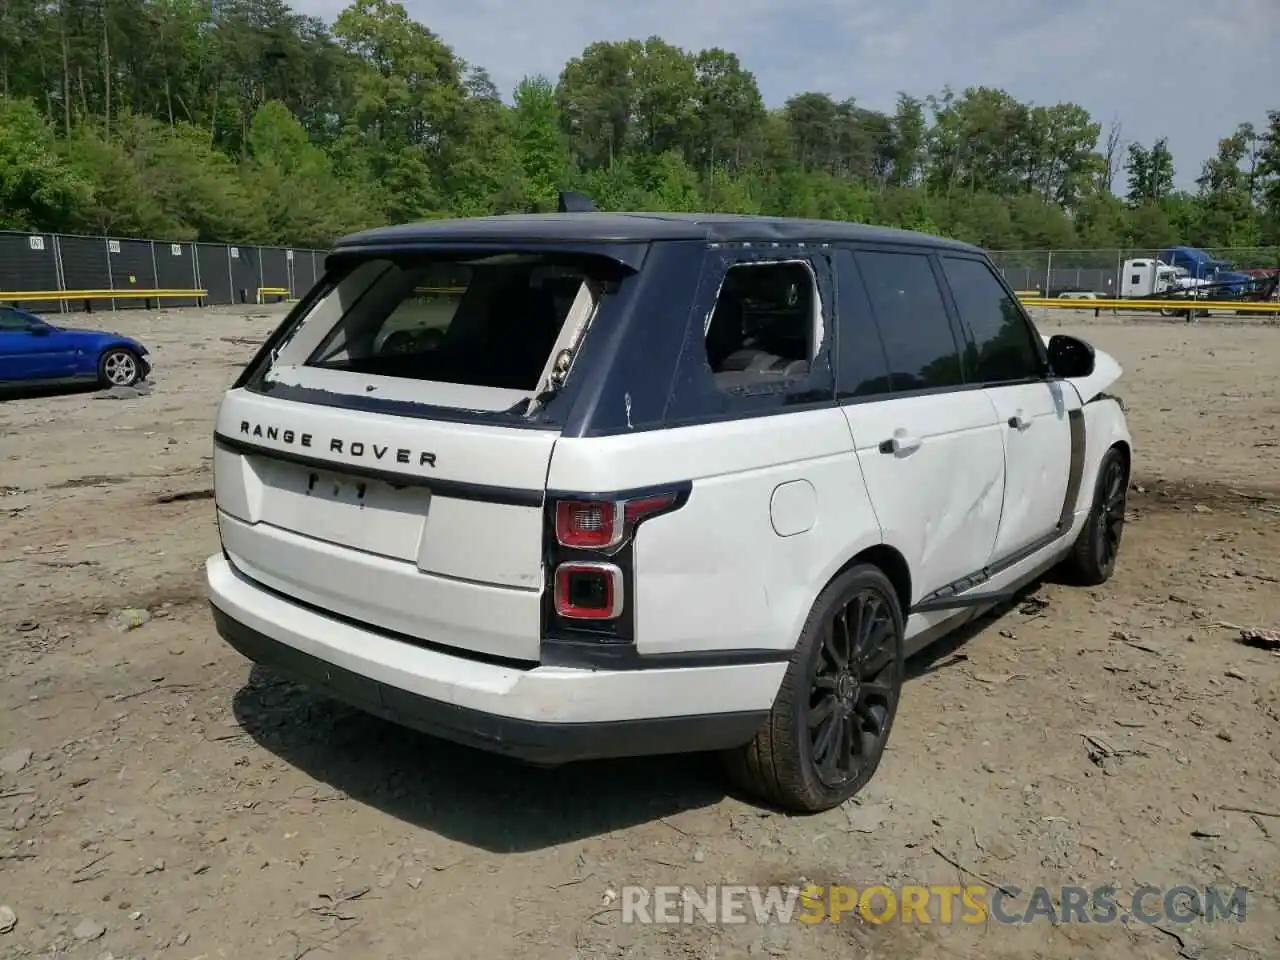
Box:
940, 256, 1045, 384
0, 309, 31, 331
833, 249, 892, 398
854, 250, 964, 392
703, 259, 821, 391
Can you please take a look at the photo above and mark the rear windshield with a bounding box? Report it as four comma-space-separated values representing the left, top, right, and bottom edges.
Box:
302, 252, 625, 393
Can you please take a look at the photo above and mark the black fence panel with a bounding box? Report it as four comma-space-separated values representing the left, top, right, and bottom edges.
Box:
293, 249, 318, 293
261, 247, 289, 298
108, 239, 158, 309
998, 265, 1036, 292
1, 230, 336, 313
54, 235, 113, 311
0, 231, 62, 313
196, 244, 233, 305
1045, 267, 1115, 296
229, 245, 261, 304
154, 241, 200, 307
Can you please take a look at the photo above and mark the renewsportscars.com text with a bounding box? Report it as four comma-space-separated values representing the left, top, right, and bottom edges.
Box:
620, 884, 1248, 926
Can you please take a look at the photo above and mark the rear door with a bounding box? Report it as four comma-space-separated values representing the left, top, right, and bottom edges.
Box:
937, 254, 1076, 560
836, 248, 1006, 606
214, 249, 623, 661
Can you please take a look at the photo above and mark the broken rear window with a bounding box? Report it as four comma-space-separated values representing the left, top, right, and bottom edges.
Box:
302, 252, 625, 393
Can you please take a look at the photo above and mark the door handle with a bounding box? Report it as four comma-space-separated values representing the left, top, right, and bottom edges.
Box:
1008, 411, 1031, 431
879, 432, 922, 456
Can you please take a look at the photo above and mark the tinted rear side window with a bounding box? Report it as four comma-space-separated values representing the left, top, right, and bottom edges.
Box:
940, 256, 1044, 384
855, 250, 964, 392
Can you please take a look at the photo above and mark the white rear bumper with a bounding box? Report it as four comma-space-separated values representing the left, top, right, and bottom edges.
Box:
206, 553, 786, 762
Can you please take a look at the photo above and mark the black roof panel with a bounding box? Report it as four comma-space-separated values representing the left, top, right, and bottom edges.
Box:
332, 212, 981, 253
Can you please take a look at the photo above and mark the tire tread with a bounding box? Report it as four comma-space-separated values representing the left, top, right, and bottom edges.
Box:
1059, 446, 1127, 586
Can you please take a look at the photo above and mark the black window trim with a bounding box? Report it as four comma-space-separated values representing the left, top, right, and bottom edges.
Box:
935, 251, 1053, 388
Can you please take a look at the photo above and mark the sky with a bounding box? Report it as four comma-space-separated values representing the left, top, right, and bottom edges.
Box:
294, 0, 1279, 192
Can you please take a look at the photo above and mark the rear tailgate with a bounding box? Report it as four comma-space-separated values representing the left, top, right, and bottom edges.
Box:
214, 389, 554, 661
211, 245, 640, 661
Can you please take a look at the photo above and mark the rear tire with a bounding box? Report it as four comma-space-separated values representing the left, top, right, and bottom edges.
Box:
722, 564, 904, 813
1060, 446, 1128, 586
98, 347, 143, 387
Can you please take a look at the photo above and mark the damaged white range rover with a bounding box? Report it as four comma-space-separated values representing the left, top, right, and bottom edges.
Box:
207, 196, 1131, 813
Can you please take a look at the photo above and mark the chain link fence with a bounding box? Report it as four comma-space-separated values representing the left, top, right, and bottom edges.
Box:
0, 229, 328, 314
990, 247, 1280, 297
7, 231, 1279, 313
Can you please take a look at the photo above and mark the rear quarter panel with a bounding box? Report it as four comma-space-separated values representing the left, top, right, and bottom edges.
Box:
549, 407, 883, 656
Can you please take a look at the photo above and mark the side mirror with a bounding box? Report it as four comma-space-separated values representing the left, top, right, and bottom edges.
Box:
1047, 334, 1094, 379
27, 323, 51, 337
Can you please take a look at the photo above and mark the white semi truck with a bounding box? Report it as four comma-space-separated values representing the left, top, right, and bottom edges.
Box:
1119, 258, 1215, 298
1119, 258, 1215, 317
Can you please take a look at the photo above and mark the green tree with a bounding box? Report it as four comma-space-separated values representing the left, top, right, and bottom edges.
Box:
690, 48, 764, 174
0, 9, 1271, 255
1192, 126, 1260, 248
1124, 138, 1175, 205
512, 74, 570, 211
0, 96, 90, 230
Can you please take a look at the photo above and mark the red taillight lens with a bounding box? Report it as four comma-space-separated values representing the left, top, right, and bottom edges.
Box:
623, 493, 678, 525
554, 493, 679, 549
555, 500, 620, 549
554, 562, 623, 619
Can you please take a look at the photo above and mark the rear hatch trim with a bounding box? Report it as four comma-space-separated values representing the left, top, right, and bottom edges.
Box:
214, 432, 543, 507
245, 378, 564, 428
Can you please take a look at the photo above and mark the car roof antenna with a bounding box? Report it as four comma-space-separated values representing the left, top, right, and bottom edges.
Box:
557, 191, 596, 213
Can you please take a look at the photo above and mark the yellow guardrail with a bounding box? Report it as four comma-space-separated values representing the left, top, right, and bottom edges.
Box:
1019, 296, 1280, 313
1, 288, 207, 304
1, 289, 208, 313
256, 286, 291, 303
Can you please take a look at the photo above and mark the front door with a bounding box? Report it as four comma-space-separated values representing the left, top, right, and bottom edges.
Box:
937, 255, 1075, 560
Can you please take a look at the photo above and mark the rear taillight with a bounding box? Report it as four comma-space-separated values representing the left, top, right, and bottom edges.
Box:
555, 500, 623, 549
544, 485, 687, 636
553, 493, 679, 550
554, 562, 623, 619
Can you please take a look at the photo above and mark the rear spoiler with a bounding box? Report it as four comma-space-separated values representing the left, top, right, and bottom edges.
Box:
557, 191, 596, 213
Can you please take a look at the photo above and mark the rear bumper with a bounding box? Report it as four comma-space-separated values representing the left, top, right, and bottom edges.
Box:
207, 554, 782, 764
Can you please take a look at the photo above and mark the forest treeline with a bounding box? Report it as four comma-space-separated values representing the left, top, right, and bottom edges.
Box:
1, 0, 1278, 256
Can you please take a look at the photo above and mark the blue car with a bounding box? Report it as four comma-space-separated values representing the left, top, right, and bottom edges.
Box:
0, 306, 151, 392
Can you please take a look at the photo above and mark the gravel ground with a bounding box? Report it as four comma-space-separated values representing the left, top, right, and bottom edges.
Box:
1, 304, 1278, 960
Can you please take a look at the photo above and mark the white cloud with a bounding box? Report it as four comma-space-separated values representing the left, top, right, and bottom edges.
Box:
294, 0, 1280, 189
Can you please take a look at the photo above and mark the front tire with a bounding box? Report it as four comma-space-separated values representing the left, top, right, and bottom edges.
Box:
98, 347, 143, 387
723, 564, 905, 813
1060, 446, 1128, 586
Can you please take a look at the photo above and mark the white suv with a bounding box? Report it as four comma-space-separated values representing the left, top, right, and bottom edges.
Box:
207, 199, 1131, 813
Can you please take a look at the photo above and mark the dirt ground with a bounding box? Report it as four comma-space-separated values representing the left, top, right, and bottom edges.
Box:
1, 304, 1278, 960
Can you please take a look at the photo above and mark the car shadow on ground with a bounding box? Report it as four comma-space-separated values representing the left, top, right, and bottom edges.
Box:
231, 663, 730, 852
0, 381, 100, 401
231, 579, 1051, 852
